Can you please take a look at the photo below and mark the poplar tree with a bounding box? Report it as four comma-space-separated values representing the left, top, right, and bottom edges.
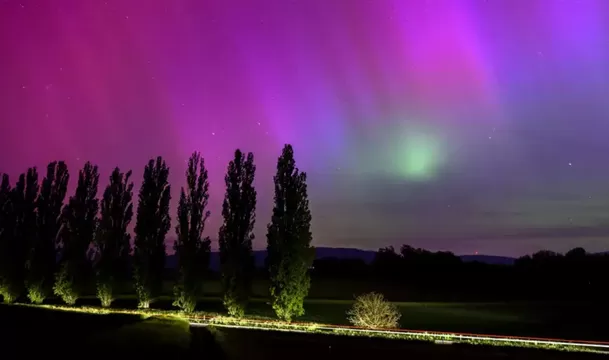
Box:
8, 169, 39, 302
95, 168, 134, 307
27, 161, 69, 303
173, 152, 211, 313
267, 145, 314, 321
54, 162, 99, 305
133, 157, 171, 308
0, 174, 19, 303
219, 149, 256, 317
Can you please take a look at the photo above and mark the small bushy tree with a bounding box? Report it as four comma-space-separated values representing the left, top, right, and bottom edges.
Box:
94, 168, 134, 307
134, 157, 171, 308
267, 145, 315, 322
53, 263, 78, 305
54, 162, 99, 305
219, 150, 256, 317
347, 292, 401, 329
173, 152, 211, 313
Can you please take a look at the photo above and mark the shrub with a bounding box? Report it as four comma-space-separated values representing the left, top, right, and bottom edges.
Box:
135, 280, 151, 309
346, 292, 401, 329
0, 283, 18, 304
96, 282, 113, 308
27, 284, 46, 304
223, 292, 245, 318
172, 286, 196, 313
53, 264, 78, 305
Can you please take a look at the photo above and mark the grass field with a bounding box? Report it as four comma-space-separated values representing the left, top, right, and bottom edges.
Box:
294, 300, 609, 341
43, 295, 609, 342
2, 303, 607, 359
68, 278, 609, 341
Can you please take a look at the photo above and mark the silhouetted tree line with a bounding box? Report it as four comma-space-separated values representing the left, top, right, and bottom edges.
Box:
311, 245, 609, 302
0, 144, 314, 320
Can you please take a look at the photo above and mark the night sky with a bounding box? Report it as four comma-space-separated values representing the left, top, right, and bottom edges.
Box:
2, 0, 609, 257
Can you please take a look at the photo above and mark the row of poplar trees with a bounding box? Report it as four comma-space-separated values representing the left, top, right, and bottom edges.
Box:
0, 144, 314, 321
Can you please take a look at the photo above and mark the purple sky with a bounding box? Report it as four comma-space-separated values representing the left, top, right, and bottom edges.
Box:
2, 0, 609, 257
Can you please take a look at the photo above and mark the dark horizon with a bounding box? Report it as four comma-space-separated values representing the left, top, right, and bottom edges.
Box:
163, 243, 600, 266
165, 237, 604, 259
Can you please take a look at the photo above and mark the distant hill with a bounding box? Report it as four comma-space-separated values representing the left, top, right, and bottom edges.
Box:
459, 255, 516, 265
166, 247, 516, 270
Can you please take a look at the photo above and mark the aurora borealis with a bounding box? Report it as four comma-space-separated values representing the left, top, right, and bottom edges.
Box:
2, 0, 609, 256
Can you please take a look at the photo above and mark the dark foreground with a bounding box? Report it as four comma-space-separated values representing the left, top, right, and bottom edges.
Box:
193, 326, 608, 360
1, 305, 606, 360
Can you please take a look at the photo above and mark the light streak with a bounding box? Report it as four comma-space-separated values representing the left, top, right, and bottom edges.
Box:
190, 322, 312, 334
190, 320, 609, 352
17, 304, 609, 353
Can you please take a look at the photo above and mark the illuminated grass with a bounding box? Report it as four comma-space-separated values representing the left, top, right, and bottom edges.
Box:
13, 303, 609, 354
192, 316, 609, 354
19, 303, 219, 320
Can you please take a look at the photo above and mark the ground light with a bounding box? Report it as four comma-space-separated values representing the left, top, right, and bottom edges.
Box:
16, 304, 609, 354
190, 318, 609, 354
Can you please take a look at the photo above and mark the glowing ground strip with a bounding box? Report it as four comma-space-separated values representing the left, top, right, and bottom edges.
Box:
190, 322, 312, 334
190, 322, 609, 350
25, 305, 608, 351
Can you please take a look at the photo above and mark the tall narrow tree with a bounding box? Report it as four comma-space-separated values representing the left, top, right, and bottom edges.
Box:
27, 161, 69, 304
7, 169, 40, 302
173, 152, 211, 313
94, 168, 134, 307
134, 157, 171, 308
219, 149, 256, 317
267, 145, 314, 321
0, 174, 19, 303
54, 162, 99, 305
